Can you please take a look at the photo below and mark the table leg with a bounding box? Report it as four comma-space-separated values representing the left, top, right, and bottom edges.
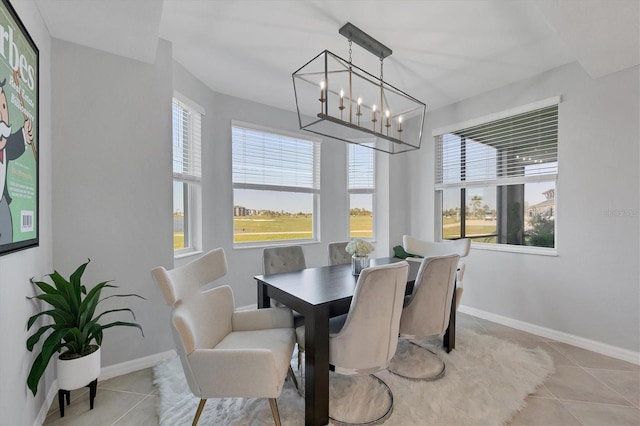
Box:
443, 282, 456, 353
257, 280, 269, 309
304, 305, 330, 426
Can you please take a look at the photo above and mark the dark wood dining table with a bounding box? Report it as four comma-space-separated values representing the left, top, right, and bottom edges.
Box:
255, 256, 456, 426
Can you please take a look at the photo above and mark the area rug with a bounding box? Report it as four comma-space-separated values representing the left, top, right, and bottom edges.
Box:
153, 329, 554, 425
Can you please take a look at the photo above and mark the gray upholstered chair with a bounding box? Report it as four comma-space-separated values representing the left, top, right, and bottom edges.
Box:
263, 245, 306, 275
328, 241, 351, 266
402, 235, 470, 309
152, 248, 297, 426
388, 254, 459, 381
296, 261, 409, 424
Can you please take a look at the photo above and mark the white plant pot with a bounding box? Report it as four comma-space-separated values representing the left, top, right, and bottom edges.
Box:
57, 346, 101, 391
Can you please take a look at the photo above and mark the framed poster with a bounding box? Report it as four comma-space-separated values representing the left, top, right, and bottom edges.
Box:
0, 0, 38, 256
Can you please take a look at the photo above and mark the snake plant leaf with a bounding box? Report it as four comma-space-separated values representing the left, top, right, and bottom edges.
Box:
26, 324, 55, 351
27, 328, 70, 396
32, 293, 72, 313
27, 309, 73, 330
100, 321, 144, 337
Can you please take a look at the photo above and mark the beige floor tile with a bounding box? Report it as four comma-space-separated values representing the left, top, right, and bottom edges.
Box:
547, 342, 640, 371
98, 367, 155, 395
509, 396, 582, 425
43, 389, 146, 426
545, 366, 632, 406
112, 395, 159, 426
562, 400, 640, 426
585, 368, 640, 407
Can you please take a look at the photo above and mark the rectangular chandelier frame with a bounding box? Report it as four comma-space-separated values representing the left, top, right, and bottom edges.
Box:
292, 49, 426, 154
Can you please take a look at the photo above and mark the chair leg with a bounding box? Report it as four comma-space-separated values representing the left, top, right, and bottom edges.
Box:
192, 399, 207, 426
268, 398, 282, 426
288, 365, 299, 390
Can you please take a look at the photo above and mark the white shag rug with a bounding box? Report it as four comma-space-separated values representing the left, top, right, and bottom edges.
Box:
153, 330, 554, 425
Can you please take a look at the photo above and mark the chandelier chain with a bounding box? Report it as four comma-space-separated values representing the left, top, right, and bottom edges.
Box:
348, 39, 352, 65
380, 57, 384, 82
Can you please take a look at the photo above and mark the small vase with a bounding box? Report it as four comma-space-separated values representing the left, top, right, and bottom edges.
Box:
351, 255, 369, 275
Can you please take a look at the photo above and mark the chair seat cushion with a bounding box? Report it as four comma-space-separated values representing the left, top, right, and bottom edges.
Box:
217, 328, 295, 381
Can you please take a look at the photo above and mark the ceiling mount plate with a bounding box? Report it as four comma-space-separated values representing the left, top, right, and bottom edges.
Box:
339, 22, 392, 59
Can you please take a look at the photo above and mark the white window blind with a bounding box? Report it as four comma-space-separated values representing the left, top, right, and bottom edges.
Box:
348, 143, 374, 191
232, 123, 320, 193
436, 104, 558, 189
173, 99, 202, 183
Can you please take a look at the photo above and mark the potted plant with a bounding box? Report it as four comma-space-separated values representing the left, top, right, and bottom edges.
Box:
26, 259, 144, 398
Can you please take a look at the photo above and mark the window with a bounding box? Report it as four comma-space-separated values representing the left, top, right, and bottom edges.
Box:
348, 143, 375, 239
172, 95, 202, 254
435, 98, 558, 250
232, 122, 320, 245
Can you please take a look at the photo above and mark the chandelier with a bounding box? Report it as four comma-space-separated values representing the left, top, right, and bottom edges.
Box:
292, 22, 426, 154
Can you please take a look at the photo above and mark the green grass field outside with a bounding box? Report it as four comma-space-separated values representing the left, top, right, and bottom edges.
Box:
174, 215, 372, 248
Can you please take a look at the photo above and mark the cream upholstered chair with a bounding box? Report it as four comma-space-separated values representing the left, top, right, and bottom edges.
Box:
296, 261, 409, 424
388, 254, 459, 381
328, 241, 351, 266
152, 248, 297, 426
402, 235, 470, 309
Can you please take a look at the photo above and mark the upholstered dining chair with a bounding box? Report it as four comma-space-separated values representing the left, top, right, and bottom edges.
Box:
387, 254, 459, 381
402, 235, 470, 310
328, 241, 351, 266
152, 248, 297, 426
296, 261, 409, 425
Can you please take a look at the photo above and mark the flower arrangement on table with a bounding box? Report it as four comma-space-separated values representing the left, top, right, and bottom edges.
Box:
345, 238, 375, 258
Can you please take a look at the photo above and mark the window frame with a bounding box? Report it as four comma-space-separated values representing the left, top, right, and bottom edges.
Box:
433, 97, 560, 255
231, 120, 321, 248
172, 93, 203, 257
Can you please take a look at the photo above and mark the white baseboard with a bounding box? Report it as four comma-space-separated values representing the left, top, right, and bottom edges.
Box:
459, 305, 640, 365
33, 349, 176, 426
99, 349, 176, 381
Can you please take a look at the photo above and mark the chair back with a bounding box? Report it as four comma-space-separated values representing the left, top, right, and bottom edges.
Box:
403, 235, 470, 258
400, 254, 459, 338
152, 249, 235, 395
329, 261, 409, 374
328, 241, 351, 266
263, 245, 306, 274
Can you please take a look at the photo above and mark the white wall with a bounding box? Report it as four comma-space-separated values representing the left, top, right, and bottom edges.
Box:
0, 2, 52, 425
404, 62, 639, 355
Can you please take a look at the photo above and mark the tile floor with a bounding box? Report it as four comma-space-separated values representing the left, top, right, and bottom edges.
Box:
43, 313, 639, 425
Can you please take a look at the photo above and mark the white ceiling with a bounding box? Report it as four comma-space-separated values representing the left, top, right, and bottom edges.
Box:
35, 0, 639, 112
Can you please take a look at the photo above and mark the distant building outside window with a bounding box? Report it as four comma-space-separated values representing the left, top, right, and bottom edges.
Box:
231, 121, 320, 245
172, 94, 203, 255
435, 98, 559, 251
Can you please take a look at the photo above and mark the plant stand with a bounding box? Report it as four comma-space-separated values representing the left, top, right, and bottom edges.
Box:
57, 378, 97, 417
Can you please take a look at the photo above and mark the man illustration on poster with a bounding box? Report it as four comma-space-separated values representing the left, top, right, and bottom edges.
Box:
0, 77, 34, 244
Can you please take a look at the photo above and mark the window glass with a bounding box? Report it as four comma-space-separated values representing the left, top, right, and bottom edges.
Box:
436, 102, 558, 250
172, 96, 202, 254
348, 143, 375, 239
232, 123, 320, 245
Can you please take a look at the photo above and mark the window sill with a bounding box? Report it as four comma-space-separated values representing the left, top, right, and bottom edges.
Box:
174, 249, 203, 260
471, 242, 557, 256
233, 239, 319, 251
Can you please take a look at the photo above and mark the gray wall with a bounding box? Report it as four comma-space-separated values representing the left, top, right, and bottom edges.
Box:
51, 39, 175, 366
404, 62, 639, 354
